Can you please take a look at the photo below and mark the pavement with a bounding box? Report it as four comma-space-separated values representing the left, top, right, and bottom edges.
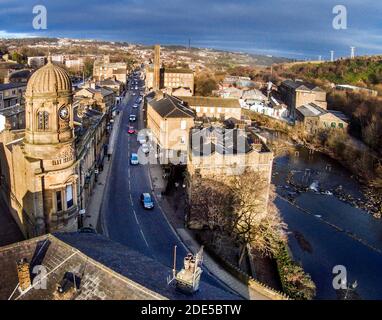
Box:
82, 110, 122, 231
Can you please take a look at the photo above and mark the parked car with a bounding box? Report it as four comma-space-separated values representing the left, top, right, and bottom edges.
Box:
141, 143, 149, 154
140, 193, 154, 209
129, 114, 136, 122
130, 153, 139, 165
133, 104, 138, 108
128, 126, 136, 134
137, 134, 146, 144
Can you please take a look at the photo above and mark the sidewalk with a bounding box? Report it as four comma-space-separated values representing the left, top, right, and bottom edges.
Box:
148, 165, 270, 300
82, 110, 122, 231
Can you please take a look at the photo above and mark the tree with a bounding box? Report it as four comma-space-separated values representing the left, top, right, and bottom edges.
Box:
194, 72, 218, 96
189, 175, 234, 242
228, 172, 286, 263
83, 58, 94, 78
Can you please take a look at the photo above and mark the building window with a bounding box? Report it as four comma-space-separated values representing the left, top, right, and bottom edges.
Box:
37, 111, 49, 130
66, 185, 74, 209
180, 136, 186, 144
56, 191, 63, 212
180, 120, 187, 130
196, 107, 200, 113
331, 122, 336, 128
338, 123, 344, 129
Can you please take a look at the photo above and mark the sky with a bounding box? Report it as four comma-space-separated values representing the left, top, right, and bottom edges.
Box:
0, 0, 381, 59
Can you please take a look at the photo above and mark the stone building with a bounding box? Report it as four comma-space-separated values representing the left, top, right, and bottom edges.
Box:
279, 79, 327, 120
0, 83, 26, 110
145, 45, 194, 95
74, 84, 115, 113
0, 58, 109, 239
147, 93, 195, 164
93, 55, 127, 84
177, 96, 242, 121
296, 103, 349, 134
187, 127, 273, 178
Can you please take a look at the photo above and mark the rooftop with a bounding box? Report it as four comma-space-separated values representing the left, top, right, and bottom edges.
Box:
0, 232, 240, 300
149, 94, 195, 118
0, 82, 27, 91
296, 103, 327, 117
178, 96, 241, 108
281, 79, 324, 92
190, 127, 267, 156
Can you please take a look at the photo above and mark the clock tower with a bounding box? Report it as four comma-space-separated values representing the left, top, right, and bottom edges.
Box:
24, 56, 75, 170
23, 56, 78, 233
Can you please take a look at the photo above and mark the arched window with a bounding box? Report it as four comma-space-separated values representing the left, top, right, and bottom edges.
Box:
37, 111, 49, 130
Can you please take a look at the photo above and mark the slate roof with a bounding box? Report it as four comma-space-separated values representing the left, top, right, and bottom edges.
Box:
282, 79, 324, 92
296, 103, 327, 117
191, 127, 252, 156
0, 83, 27, 91
178, 96, 241, 108
0, 232, 240, 300
149, 95, 195, 118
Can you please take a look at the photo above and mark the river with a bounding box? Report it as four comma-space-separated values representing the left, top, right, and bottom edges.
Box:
267, 134, 382, 300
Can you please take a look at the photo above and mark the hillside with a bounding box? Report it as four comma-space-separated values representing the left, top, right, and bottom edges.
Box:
284, 56, 382, 87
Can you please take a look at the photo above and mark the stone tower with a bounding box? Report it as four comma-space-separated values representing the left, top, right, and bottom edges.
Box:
153, 44, 161, 91
23, 56, 78, 234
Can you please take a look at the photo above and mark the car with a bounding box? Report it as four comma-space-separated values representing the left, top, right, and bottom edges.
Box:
129, 114, 136, 122
140, 193, 154, 209
130, 153, 139, 165
128, 126, 136, 134
141, 143, 149, 154
133, 104, 138, 108
137, 134, 146, 144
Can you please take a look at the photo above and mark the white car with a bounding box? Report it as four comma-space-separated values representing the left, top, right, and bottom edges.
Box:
137, 134, 146, 144
141, 143, 149, 154
130, 153, 139, 165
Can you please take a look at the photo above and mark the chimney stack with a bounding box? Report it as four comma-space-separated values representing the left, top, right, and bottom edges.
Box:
153, 45, 161, 91
16, 258, 32, 291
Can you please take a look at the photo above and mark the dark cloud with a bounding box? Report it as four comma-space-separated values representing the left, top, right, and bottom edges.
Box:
0, 0, 380, 58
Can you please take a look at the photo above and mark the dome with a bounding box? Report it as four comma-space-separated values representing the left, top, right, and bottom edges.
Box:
25, 58, 72, 96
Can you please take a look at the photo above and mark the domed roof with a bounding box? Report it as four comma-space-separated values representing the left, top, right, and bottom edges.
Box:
26, 57, 72, 96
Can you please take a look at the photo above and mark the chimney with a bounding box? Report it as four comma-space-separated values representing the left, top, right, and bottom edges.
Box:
16, 258, 32, 291
153, 45, 161, 91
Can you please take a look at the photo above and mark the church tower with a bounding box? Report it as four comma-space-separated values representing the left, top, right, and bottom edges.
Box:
23, 56, 78, 234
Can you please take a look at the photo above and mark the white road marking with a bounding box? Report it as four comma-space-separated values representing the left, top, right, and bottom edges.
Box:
140, 229, 150, 248
132, 208, 140, 225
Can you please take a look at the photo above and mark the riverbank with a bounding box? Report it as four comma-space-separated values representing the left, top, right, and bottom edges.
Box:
249, 113, 382, 218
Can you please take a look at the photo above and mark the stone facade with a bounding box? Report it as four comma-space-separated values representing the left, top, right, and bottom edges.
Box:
296, 103, 349, 134
147, 94, 195, 164
0, 58, 110, 239
93, 55, 127, 84
145, 45, 194, 95
177, 96, 242, 120
279, 80, 327, 120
